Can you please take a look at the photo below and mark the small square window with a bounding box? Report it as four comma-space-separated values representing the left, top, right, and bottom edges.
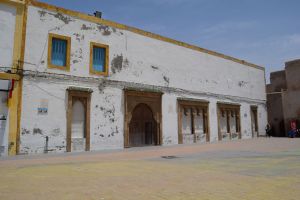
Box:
90, 42, 109, 76
48, 33, 71, 71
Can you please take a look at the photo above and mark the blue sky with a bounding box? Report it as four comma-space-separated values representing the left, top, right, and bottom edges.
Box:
40, 0, 300, 82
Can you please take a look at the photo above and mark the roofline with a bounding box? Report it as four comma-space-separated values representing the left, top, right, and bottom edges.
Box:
28, 0, 265, 71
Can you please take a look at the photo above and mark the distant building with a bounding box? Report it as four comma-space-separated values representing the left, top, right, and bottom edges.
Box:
0, 0, 267, 156
267, 59, 300, 137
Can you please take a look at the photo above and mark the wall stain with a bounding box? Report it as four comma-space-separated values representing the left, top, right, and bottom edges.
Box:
111, 126, 119, 137
51, 128, 60, 137
163, 76, 170, 85
73, 33, 85, 42
81, 24, 94, 30
38, 10, 74, 24
151, 65, 159, 70
72, 48, 83, 60
238, 81, 248, 87
98, 80, 106, 93
38, 10, 46, 17
97, 25, 111, 36
50, 12, 74, 24
111, 55, 130, 74
21, 128, 30, 135
55, 146, 65, 151
33, 128, 43, 135
100, 106, 116, 123
163, 136, 172, 144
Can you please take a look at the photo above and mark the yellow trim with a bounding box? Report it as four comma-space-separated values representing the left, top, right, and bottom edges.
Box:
89, 42, 109, 76
0, 0, 25, 6
47, 33, 71, 71
0, 0, 27, 156
29, 0, 264, 71
15, 1, 27, 155
0, 73, 20, 80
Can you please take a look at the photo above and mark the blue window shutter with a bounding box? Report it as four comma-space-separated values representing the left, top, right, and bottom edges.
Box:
51, 38, 67, 67
93, 47, 105, 72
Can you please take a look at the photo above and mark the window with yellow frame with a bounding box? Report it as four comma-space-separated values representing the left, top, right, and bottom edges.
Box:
48, 33, 71, 71
90, 42, 109, 76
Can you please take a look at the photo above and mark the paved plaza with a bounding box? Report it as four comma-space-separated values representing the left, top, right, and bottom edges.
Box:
0, 138, 299, 200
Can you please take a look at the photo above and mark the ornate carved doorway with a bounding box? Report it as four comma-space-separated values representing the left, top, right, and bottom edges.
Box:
124, 90, 162, 148
129, 104, 158, 146
217, 103, 241, 141
177, 99, 210, 144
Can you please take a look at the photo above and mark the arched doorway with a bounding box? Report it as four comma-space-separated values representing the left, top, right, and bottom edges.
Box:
129, 103, 158, 147
67, 89, 92, 152
71, 100, 86, 152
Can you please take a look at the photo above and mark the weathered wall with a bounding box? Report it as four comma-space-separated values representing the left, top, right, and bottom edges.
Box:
282, 90, 300, 134
24, 6, 265, 101
19, 5, 267, 154
0, 3, 16, 69
20, 76, 124, 154
268, 71, 287, 93
267, 59, 300, 137
267, 93, 285, 137
285, 59, 300, 91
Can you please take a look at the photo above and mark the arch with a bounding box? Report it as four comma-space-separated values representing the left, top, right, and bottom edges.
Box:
129, 103, 158, 147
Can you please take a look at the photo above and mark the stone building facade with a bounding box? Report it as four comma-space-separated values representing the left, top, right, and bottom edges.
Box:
0, 0, 267, 155
267, 59, 300, 137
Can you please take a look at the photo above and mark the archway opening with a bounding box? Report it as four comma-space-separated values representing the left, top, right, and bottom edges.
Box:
129, 103, 157, 147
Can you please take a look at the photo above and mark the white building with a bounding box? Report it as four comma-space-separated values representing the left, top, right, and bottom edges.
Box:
0, 0, 25, 156
0, 0, 267, 155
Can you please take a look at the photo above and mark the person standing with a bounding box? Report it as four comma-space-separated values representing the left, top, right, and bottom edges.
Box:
265, 123, 272, 137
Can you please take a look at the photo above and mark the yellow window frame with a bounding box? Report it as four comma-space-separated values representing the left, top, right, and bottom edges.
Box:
47, 33, 71, 71
89, 42, 109, 76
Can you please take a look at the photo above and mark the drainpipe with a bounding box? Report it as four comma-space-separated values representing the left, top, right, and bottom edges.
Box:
44, 136, 49, 154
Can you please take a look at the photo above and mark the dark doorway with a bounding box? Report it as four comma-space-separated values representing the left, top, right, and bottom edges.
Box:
250, 106, 258, 137
129, 103, 157, 147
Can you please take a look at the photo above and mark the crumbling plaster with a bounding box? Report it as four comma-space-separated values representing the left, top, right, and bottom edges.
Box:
24, 6, 265, 101
19, 6, 267, 154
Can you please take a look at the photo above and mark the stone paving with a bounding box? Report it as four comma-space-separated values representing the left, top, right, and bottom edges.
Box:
0, 138, 299, 200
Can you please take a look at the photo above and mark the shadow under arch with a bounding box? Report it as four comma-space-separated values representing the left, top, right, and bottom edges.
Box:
129, 103, 158, 147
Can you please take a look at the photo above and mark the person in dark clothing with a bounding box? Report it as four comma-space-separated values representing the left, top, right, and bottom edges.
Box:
265, 124, 272, 137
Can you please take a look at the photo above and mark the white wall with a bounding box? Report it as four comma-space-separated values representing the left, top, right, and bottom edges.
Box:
24, 6, 265, 101
20, 77, 124, 154
19, 5, 268, 154
0, 3, 16, 69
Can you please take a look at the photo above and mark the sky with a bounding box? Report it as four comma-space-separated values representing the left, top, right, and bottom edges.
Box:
40, 0, 300, 82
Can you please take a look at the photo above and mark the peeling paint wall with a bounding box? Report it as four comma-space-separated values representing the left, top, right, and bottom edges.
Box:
0, 3, 16, 68
24, 6, 265, 101
20, 77, 124, 154
19, 5, 267, 154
